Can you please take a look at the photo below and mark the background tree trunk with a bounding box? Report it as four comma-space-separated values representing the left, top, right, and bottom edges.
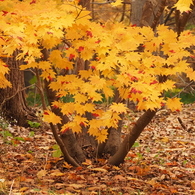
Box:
79, 0, 90, 10
130, 0, 146, 26
140, 0, 166, 28
0, 51, 36, 126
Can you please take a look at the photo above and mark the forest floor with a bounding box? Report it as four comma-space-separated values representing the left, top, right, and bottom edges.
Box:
0, 104, 195, 195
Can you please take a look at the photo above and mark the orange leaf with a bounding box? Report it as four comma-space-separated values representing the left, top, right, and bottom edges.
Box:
166, 98, 182, 111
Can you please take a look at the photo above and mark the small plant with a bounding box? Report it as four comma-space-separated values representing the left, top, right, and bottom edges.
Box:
136, 152, 143, 161
183, 160, 188, 166
0, 116, 9, 130
52, 144, 62, 158
27, 120, 41, 128
132, 142, 140, 148
0, 130, 13, 144
29, 131, 35, 137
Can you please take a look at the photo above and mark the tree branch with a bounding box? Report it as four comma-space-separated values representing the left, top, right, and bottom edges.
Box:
108, 109, 156, 166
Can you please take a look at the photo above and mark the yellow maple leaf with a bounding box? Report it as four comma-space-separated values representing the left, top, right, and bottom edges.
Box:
186, 67, 195, 81
88, 119, 102, 129
71, 123, 82, 133
88, 127, 99, 137
73, 115, 88, 127
88, 91, 103, 102
61, 103, 75, 115
74, 103, 86, 115
79, 69, 93, 79
74, 93, 88, 103
61, 122, 82, 133
174, 0, 193, 12
83, 103, 95, 113
103, 86, 114, 99
38, 61, 52, 70
100, 111, 113, 128
89, 75, 106, 90
41, 69, 56, 81
0, 74, 11, 88
110, 112, 122, 128
111, 0, 122, 7
49, 50, 62, 63
166, 98, 182, 111
110, 103, 128, 113
0, 61, 9, 74
43, 110, 61, 124
96, 129, 108, 143
20, 62, 38, 70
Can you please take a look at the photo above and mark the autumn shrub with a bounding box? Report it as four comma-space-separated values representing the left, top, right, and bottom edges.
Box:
1, 0, 195, 166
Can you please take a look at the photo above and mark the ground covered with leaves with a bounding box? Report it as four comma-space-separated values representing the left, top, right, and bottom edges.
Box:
0, 104, 195, 195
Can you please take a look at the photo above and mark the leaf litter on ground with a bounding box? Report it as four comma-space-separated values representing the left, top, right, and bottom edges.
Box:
0, 103, 195, 194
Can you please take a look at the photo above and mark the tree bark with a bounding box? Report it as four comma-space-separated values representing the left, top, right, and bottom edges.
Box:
140, 0, 167, 28
41, 48, 86, 164
175, 0, 195, 36
108, 109, 156, 166
130, 0, 147, 26
0, 51, 36, 126
79, 0, 90, 10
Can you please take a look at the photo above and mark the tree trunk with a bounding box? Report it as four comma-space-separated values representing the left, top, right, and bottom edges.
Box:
43, 78, 86, 164
108, 109, 156, 166
41, 48, 86, 164
140, 0, 167, 28
175, 0, 195, 36
105, 0, 166, 165
0, 51, 36, 126
79, 0, 90, 10
130, 0, 147, 26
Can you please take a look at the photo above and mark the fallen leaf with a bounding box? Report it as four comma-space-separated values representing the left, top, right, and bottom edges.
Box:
82, 159, 92, 166
50, 170, 64, 177
90, 167, 107, 172
19, 187, 29, 192
191, 181, 195, 190
113, 175, 126, 181
68, 183, 84, 189
63, 162, 73, 169
37, 170, 47, 179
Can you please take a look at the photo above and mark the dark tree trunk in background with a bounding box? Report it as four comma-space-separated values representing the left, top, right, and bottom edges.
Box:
140, 0, 166, 28
79, 0, 90, 10
0, 51, 36, 126
130, 0, 146, 26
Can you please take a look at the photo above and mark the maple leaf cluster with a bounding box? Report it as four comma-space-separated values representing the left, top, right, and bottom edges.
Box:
0, 60, 11, 88
1, 0, 195, 142
174, 0, 193, 12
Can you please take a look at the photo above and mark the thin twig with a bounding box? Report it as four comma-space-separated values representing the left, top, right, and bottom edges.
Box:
44, 152, 49, 170
8, 179, 14, 195
177, 117, 187, 130
173, 80, 195, 98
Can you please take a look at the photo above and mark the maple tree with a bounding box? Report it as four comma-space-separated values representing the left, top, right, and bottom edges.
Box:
1, 0, 195, 166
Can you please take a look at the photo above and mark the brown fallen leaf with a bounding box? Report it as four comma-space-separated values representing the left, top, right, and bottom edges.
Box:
68, 183, 84, 189
63, 162, 73, 169
37, 169, 47, 179
90, 167, 107, 172
19, 187, 29, 192
191, 181, 195, 190
113, 175, 126, 181
50, 170, 64, 176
